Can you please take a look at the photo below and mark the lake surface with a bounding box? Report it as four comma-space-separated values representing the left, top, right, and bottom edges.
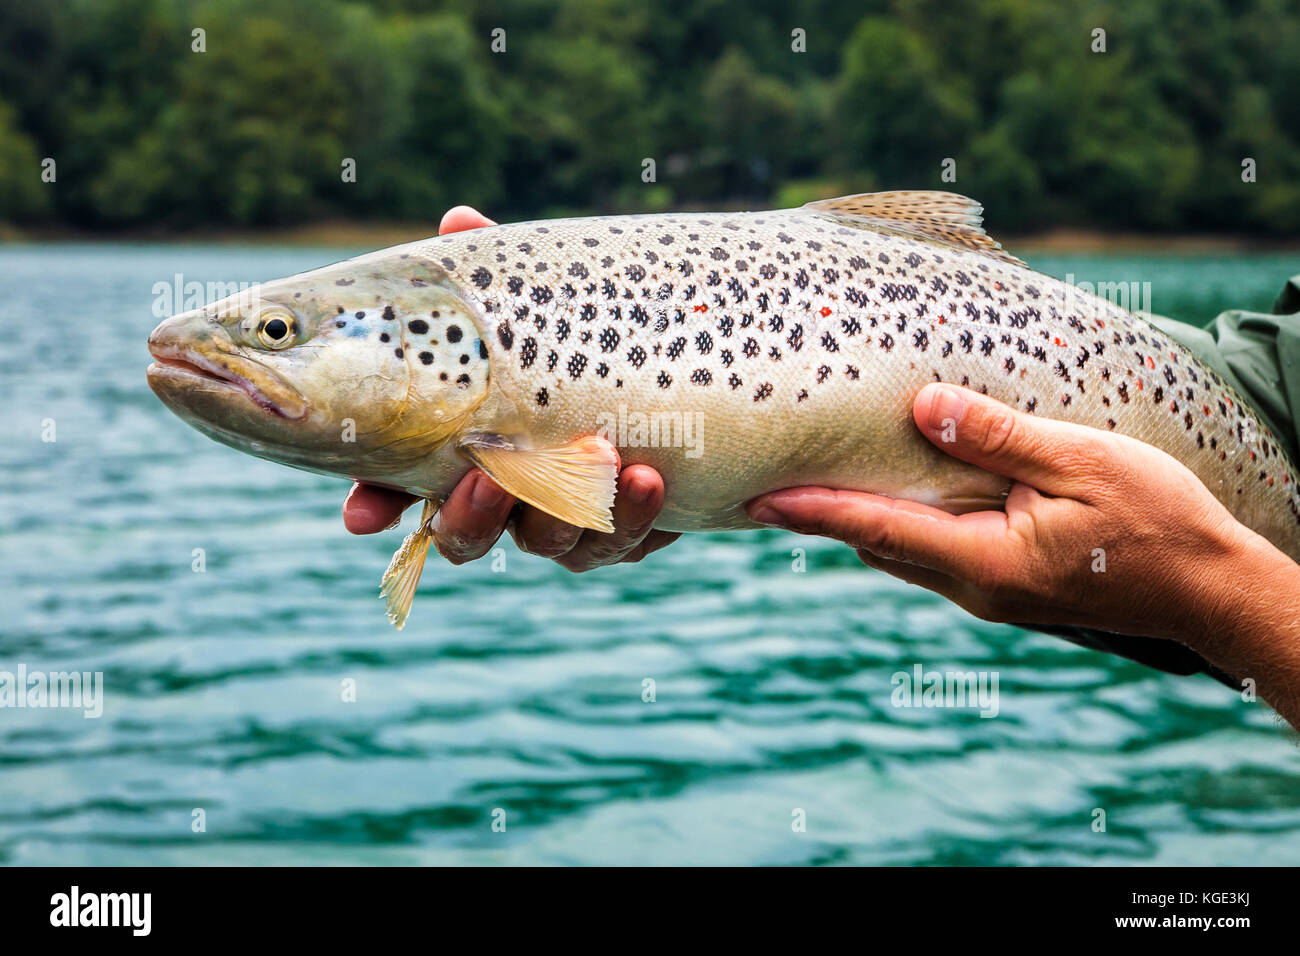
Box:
1, 242, 1297, 866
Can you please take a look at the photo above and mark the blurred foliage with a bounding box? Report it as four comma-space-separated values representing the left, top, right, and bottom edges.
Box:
0, 0, 1297, 233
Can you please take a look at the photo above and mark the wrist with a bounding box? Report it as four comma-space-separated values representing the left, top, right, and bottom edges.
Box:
1185, 522, 1300, 677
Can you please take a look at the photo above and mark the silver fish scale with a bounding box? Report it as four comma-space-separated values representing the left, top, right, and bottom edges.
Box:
411, 210, 1300, 554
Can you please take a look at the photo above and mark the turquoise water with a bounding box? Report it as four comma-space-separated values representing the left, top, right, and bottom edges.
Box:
1, 243, 1298, 866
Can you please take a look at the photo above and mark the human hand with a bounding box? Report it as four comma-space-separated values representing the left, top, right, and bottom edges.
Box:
342, 205, 680, 571
745, 382, 1273, 647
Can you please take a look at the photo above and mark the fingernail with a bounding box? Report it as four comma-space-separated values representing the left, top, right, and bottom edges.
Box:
748, 504, 785, 526
471, 474, 508, 511
927, 385, 966, 440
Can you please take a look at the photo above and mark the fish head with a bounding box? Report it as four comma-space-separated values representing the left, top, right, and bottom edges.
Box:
146, 250, 491, 484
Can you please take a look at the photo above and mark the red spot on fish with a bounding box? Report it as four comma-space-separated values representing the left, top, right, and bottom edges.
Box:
1250, 450, 1257, 461
1202, 404, 1211, 416
1137, 380, 1144, 390
1268, 476, 1274, 486
1146, 356, 1155, 369
819, 306, 832, 317
1053, 337, 1066, 347
693, 304, 708, 313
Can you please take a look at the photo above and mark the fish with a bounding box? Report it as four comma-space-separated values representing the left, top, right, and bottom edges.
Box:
147, 191, 1300, 636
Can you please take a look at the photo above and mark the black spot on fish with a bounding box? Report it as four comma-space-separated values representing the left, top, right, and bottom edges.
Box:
382, 305, 396, 320
408, 319, 429, 335
471, 267, 492, 289
419, 351, 434, 365
497, 323, 514, 350
394, 348, 404, 358
447, 325, 463, 343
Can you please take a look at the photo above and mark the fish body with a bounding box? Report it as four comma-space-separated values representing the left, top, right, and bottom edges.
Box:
147, 192, 1300, 624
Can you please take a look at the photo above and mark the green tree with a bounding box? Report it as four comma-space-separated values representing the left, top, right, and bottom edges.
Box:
0, 98, 49, 221
833, 18, 977, 187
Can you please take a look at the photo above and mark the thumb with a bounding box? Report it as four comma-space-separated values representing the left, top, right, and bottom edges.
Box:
913, 383, 1109, 497
439, 206, 496, 235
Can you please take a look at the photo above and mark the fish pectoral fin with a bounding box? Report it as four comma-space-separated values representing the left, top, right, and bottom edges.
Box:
459, 433, 618, 533
379, 498, 438, 630
803, 191, 1026, 268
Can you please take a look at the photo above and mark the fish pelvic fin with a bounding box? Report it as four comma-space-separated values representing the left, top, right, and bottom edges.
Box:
459, 433, 618, 533
379, 498, 438, 630
803, 190, 1027, 268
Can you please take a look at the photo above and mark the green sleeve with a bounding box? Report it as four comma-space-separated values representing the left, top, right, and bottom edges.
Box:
1146, 274, 1300, 466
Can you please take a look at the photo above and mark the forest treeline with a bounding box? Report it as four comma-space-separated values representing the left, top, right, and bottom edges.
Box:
1, 0, 1297, 234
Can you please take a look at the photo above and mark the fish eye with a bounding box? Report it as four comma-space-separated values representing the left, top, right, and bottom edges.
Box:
256, 310, 297, 349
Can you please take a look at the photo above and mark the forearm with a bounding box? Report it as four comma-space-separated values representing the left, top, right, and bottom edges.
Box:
1192, 530, 1300, 729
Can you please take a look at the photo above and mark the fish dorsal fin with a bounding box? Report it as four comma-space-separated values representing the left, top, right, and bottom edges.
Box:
803, 191, 1026, 267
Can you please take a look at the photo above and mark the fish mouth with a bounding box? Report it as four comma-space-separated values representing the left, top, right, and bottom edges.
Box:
147, 343, 307, 420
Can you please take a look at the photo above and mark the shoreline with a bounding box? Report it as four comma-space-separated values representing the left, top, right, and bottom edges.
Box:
2, 220, 1298, 254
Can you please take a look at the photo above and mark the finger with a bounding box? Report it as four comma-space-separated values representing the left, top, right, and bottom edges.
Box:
556, 465, 666, 571
439, 206, 496, 235
854, 549, 968, 600
513, 506, 585, 558
431, 470, 516, 565
747, 486, 1011, 578
622, 529, 681, 563
913, 383, 1123, 498
343, 483, 418, 534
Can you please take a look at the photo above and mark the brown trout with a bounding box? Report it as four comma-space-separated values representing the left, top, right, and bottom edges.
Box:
146, 192, 1300, 627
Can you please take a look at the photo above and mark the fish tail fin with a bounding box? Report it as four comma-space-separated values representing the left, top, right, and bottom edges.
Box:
379, 498, 438, 630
